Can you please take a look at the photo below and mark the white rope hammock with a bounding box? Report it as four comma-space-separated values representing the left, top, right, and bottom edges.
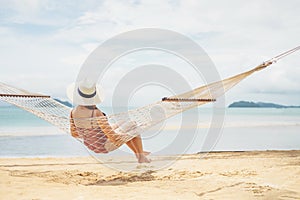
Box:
1, 46, 299, 154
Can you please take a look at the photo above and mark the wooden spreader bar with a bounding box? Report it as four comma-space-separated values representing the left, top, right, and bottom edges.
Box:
162, 97, 216, 102
0, 94, 50, 98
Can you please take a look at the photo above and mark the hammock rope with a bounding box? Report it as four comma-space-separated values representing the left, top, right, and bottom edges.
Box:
268, 46, 300, 62
0, 46, 299, 153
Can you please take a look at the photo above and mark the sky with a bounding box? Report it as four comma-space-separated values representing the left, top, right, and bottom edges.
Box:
0, 0, 299, 106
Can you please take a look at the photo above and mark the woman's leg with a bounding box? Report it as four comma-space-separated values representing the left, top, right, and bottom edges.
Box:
126, 136, 150, 155
126, 135, 151, 163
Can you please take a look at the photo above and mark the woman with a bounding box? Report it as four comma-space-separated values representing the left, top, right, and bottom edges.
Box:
67, 81, 151, 163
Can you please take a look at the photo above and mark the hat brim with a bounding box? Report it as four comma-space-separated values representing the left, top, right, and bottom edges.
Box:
66, 82, 104, 106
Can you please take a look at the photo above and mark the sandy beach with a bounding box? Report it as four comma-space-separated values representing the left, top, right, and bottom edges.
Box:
0, 150, 299, 200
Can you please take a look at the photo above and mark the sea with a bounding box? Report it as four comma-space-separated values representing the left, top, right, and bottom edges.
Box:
0, 105, 299, 158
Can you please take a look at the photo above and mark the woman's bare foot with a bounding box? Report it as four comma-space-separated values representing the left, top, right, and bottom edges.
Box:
138, 154, 151, 163
134, 151, 151, 159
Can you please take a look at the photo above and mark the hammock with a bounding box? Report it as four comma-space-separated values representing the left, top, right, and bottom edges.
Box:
0, 46, 299, 153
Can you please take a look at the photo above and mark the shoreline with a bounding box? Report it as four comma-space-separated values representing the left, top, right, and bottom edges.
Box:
1, 149, 300, 162
1, 149, 299, 158
1, 150, 299, 199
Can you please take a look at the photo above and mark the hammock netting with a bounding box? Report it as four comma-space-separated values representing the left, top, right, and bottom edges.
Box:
0, 63, 270, 153
0, 46, 298, 154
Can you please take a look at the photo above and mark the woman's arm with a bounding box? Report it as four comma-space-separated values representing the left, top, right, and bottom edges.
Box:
70, 112, 80, 138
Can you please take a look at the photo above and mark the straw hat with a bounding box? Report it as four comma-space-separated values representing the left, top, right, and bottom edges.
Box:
66, 80, 104, 106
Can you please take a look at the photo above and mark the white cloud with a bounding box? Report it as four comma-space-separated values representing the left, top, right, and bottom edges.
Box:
0, 0, 299, 105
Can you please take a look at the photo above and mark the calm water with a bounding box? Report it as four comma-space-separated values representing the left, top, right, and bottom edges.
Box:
0, 106, 299, 157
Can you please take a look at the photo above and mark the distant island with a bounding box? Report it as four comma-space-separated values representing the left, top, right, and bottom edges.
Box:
229, 101, 300, 108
